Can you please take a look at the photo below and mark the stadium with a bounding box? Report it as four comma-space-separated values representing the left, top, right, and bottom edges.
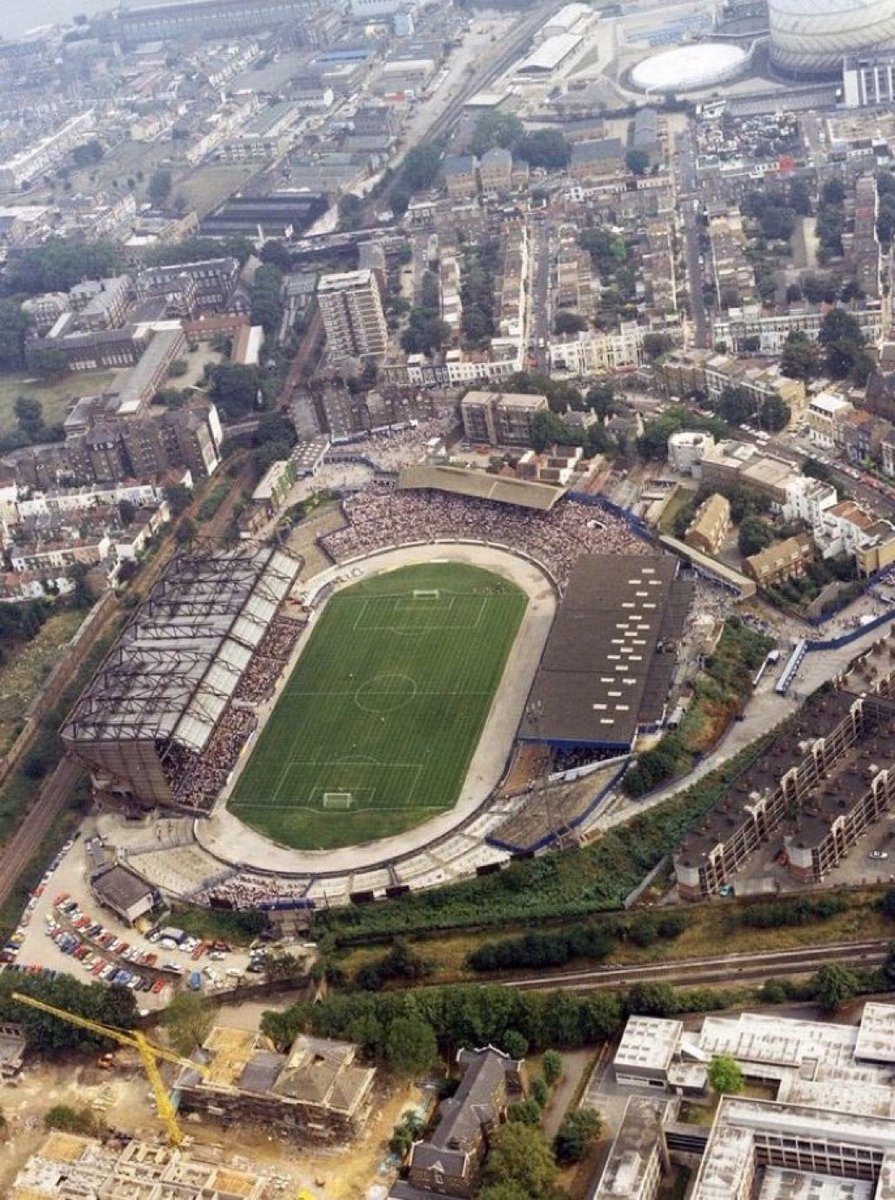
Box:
63, 479, 697, 910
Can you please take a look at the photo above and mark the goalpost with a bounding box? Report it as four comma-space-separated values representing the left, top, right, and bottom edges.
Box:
322, 792, 354, 810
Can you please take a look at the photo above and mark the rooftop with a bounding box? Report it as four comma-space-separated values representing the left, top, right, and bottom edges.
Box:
397, 464, 565, 512
520, 554, 691, 748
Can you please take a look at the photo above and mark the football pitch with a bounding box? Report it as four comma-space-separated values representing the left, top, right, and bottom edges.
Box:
228, 563, 527, 850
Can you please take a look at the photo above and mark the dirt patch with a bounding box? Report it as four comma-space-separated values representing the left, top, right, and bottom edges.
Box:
0, 1050, 425, 1200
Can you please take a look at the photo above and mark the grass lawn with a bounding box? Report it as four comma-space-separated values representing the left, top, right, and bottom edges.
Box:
0, 369, 122, 435
229, 563, 527, 850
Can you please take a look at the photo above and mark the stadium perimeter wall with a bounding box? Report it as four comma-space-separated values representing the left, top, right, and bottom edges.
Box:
193, 541, 559, 878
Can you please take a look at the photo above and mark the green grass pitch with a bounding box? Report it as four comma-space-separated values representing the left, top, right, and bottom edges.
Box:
227, 563, 527, 850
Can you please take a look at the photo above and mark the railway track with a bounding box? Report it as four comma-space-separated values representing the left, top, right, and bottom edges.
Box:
502, 940, 891, 992
0, 757, 83, 909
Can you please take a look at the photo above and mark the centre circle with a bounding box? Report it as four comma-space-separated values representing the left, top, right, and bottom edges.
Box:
354, 673, 418, 713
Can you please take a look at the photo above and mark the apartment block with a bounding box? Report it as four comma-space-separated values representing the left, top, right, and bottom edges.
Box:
317, 268, 387, 361
460, 390, 547, 447
673, 681, 895, 898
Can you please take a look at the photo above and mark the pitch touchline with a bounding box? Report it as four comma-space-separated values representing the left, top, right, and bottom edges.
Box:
282, 689, 496, 697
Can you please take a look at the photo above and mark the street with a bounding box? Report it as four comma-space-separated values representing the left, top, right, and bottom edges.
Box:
674, 126, 709, 349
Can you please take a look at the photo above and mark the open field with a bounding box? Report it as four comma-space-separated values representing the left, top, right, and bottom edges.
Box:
229, 563, 527, 850
0, 369, 123, 435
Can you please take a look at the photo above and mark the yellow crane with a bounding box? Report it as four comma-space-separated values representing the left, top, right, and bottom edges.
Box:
11, 990, 209, 1147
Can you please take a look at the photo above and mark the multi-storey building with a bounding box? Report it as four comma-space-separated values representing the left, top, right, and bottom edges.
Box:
77, 276, 133, 332
317, 269, 387, 361
713, 304, 882, 354
443, 155, 478, 199
743, 531, 814, 586
136, 258, 240, 318
478, 146, 513, 193
684, 493, 731, 556
460, 390, 547, 447
403, 1047, 527, 1199
673, 679, 895, 897
843, 54, 895, 106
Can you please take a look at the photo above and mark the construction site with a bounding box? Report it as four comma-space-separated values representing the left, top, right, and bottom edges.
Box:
0, 995, 425, 1200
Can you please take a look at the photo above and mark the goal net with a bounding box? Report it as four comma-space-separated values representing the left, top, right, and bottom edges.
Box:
322, 792, 354, 810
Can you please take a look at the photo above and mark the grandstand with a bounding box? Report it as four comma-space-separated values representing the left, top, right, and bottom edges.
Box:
61, 542, 301, 813
520, 553, 693, 752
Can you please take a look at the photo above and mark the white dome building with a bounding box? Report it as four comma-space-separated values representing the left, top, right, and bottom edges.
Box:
770, 0, 895, 76
630, 43, 749, 93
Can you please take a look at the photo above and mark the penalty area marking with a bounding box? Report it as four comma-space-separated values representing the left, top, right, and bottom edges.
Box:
352, 594, 488, 633
264, 759, 426, 809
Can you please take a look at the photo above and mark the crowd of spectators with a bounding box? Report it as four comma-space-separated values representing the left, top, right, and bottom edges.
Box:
321, 484, 650, 587
234, 616, 304, 704
198, 870, 312, 910
172, 708, 257, 814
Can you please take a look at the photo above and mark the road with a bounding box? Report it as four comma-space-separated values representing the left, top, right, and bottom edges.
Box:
528, 215, 551, 370
674, 126, 708, 349
502, 939, 889, 993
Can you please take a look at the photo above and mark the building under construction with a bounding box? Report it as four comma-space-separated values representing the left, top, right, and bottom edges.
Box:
674, 635, 895, 898
175, 1026, 376, 1145
61, 542, 301, 814
12, 1132, 268, 1199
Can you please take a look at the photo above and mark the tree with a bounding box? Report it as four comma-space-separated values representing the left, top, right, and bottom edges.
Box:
515, 130, 570, 171
0, 301, 32, 370
707, 1054, 744, 1095
508, 1098, 543, 1124
175, 516, 196, 544
72, 139, 104, 167
24, 345, 69, 378
642, 332, 673, 362
502, 1029, 529, 1059
337, 192, 365, 231
780, 330, 820, 381
483, 1122, 557, 1198
44, 1104, 100, 1135
384, 1015, 438, 1076
5, 239, 121, 295
554, 311, 588, 335
209, 363, 258, 422
146, 235, 254, 268
148, 169, 173, 205
530, 409, 572, 452
760, 395, 791, 432
15, 396, 43, 439
819, 307, 867, 379
626, 148, 650, 176
812, 963, 858, 1012
470, 111, 524, 157
738, 516, 775, 558
626, 981, 677, 1017
117, 499, 137, 527
554, 1107, 602, 1164
400, 144, 442, 192
164, 482, 192, 517
542, 1049, 563, 1086
161, 991, 214, 1056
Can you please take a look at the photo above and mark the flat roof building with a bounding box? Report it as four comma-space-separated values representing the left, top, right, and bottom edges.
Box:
317, 269, 387, 362
460, 390, 548, 448
91, 864, 158, 926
